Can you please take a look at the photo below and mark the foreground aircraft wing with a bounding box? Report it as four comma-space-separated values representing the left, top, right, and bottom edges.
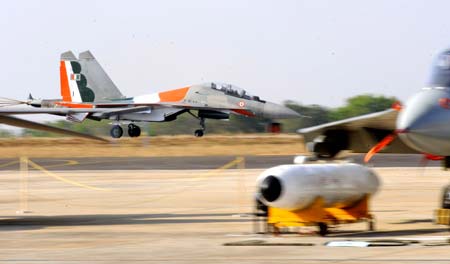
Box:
0, 108, 105, 114
299, 109, 398, 136
0, 106, 151, 115
0, 115, 107, 142
298, 109, 417, 155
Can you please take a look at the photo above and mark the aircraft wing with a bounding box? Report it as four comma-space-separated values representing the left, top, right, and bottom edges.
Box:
0, 104, 256, 119
0, 106, 154, 116
0, 108, 105, 114
297, 109, 418, 156
0, 115, 107, 142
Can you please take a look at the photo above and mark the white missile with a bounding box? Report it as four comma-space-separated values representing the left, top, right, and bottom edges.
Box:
256, 163, 380, 211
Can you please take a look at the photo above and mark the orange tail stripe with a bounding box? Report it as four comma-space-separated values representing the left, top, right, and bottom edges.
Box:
159, 87, 189, 102
364, 134, 396, 163
60, 61, 72, 102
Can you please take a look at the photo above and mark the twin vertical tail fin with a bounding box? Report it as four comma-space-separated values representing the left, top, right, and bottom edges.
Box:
59, 50, 124, 103
60, 51, 83, 103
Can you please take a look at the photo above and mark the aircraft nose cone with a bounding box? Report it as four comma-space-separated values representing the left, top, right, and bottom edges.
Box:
263, 102, 301, 119
397, 89, 450, 155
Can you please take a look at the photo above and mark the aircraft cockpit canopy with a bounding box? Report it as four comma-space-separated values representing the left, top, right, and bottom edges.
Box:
209, 82, 265, 102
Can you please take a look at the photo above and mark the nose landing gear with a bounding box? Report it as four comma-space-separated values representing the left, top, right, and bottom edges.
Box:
194, 117, 205, 137
187, 111, 206, 137
194, 129, 204, 137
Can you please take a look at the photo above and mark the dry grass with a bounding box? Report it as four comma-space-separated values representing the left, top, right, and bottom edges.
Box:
0, 134, 305, 158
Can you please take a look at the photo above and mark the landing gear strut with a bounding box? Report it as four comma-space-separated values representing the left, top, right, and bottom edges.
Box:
188, 111, 206, 137
318, 222, 328, 236
110, 125, 123, 139
194, 118, 205, 137
128, 123, 141, 138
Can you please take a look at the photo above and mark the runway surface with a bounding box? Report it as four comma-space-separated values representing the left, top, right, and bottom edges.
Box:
0, 154, 442, 171
0, 167, 449, 263
0, 151, 447, 263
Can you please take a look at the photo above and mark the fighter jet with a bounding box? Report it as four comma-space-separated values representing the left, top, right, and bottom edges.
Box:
298, 48, 450, 169
0, 51, 300, 139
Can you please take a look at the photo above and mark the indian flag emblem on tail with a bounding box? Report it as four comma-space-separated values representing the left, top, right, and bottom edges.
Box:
70, 73, 81, 81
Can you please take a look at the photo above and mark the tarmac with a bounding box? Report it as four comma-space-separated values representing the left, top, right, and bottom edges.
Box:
0, 154, 448, 263
0, 154, 442, 171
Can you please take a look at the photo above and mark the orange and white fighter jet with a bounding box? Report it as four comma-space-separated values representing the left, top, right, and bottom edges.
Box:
0, 51, 300, 139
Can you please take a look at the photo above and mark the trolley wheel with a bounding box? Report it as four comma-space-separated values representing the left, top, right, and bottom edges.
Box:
368, 219, 376, 231
318, 222, 328, 236
442, 184, 450, 209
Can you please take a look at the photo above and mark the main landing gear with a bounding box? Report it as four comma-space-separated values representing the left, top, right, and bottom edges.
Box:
110, 124, 141, 139
128, 123, 141, 138
110, 125, 123, 138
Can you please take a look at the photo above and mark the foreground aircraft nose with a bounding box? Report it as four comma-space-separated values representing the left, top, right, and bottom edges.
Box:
397, 89, 450, 155
263, 102, 301, 119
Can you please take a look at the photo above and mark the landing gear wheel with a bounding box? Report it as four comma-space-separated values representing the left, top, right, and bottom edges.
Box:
128, 124, 141, 138
194, 129, 204, 137
110, 125, 123, 138
318, 222, 328, 236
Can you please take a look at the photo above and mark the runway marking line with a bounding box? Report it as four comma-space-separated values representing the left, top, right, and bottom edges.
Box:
43, 159, 79, 169
118, 157, 246, 206
26, 158, 108, 191
183, 156, 245, 182
0, 159, 79, 169
0, 160, 18, 169
14, 157, 244, 208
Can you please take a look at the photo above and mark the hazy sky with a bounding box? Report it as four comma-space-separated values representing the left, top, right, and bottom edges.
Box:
1, 0, 450, 113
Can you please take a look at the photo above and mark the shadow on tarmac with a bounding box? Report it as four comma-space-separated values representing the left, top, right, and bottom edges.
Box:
328, 228, 448, 238
391, 218, 433, 224
1, 214, 447, 238
0, 213, 252, 231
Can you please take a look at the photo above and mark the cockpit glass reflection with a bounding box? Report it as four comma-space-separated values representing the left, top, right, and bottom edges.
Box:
209, 82, 265, 102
